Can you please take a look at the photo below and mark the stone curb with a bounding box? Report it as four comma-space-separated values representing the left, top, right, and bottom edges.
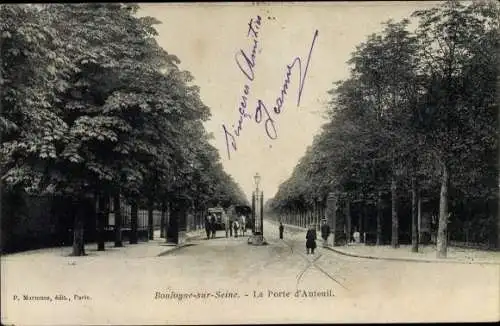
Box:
157, 243, 195, 257
324, 245, 500, 265
156, 231, 203, 257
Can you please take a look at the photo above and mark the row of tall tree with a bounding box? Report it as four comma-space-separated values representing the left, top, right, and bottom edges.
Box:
1, 4, 248, 255
269, 1, 499, 257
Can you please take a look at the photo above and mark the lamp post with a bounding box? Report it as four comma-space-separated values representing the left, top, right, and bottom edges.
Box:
254, 172, 261, 193
249, 173, 266, 245
254, 173, 261, 235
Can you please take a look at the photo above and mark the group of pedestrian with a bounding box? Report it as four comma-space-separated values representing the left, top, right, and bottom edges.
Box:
206, 214, 248, 240
205, 214, 217, 239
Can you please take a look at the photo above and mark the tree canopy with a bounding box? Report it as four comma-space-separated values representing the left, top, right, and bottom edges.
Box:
1, 4, 248, 212
270, 0, 499, 255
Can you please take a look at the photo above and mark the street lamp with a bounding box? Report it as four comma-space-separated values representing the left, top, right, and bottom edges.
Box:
254, 173, 261, 193
254, 173, 261, 236
249, 172, 266, 245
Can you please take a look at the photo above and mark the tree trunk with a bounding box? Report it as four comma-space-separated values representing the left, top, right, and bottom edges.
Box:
165, 201, 171, 243
362, 203, 368, 243
417, 195, 422, 243
114, 194, 123, 247
313, 199, 319, 230
357, 209, 362, 234
498, 196, 500, 249
376, 191, 383, 245
497, 63, 500, 249
332, 193, 338, 246
71, 200, 85, 256
160, 203, 166, 238
391, 176, 399, 248
148, 198, 154, 240
411, 177, 419, 253
97, 194, 108, 251
437, 162, 449, 258
167, 200, 179, 244
327, 192, 337, 246
345, 198, 351, 244
130, 200, 138, 244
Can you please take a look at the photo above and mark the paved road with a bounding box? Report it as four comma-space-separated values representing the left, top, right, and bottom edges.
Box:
2, 220, 498, 324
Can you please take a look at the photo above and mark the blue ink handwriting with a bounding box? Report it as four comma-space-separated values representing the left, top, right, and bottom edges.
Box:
223, 18, 319, 160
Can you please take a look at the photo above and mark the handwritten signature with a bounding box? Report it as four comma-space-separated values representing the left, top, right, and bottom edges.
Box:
222, 17, 319, 160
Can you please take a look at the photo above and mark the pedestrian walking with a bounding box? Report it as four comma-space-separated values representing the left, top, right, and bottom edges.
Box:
233, 220, 239, 238
320, 220, 331, 247
306, 224, 317, 254
279, 222, 284, 239
204, 216, 211, 240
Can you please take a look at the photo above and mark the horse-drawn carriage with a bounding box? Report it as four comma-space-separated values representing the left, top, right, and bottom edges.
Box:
207, 207, 228, 231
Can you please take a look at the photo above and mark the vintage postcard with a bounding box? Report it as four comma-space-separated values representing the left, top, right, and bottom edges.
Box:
1, 1, 499, 325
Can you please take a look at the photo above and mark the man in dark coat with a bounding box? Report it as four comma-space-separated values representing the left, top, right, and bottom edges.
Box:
279, 222, 284, 239
321, 220, 331, 247
306, 224, 317, 254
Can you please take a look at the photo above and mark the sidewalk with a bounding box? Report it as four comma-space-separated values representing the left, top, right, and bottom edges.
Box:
278, 222, 500, 265
328, 243, 500, 265
1, 229, 204, 261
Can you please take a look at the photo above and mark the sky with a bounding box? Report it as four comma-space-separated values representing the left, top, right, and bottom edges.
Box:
137, 2, 441, 201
